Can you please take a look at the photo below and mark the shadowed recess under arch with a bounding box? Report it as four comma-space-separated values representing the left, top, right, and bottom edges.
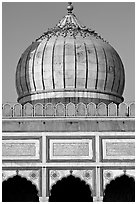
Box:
49, 174, 93, 202
2, 175, 39, 202
103, 174, 135, 202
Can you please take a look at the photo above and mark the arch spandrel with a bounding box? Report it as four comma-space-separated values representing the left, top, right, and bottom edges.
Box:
2, 170, 16, 182
49, 170, 70, 191
18, 169, 41, 193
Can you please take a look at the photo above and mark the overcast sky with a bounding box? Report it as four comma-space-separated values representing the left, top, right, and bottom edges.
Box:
2, 2, 135, 104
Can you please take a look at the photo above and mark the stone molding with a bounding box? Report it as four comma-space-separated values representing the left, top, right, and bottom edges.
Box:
2, 102, 135, 118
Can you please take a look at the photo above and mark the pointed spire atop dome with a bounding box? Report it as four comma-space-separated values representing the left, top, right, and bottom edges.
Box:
57, 2, 86, 29
67, 2, 74, 14
36, 2, 107, 43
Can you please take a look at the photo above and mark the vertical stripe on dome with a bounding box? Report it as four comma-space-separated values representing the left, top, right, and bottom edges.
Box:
115, 53, 125, 95
16, 58, 23, 95
74, 39, 77, 88
65, 36, 75, 89
103, 46, 115, 92
84, 43, 88, 89
84, 37, 96, 90
43, 36, 56, 90
53, 36, 64, 89
52, 38, 58, 89
63, 39, 66, 88
26, 43, 39, 93
116, 63, 121, 93
119, 61, 125, 94
102, 48, 108, 91
122, 63, 125, 94
111, 51, 121, 93
32, 43, 40, 91
24, 46, 33, 93
75, 35, 86, 89
93, 45, 99, 89
33, 39, 47, 91
20, 46, 32, 94
94, 43, 106, 91
110, 52, 116, 92
41, 39, 49, 90
117, 56, 122, 93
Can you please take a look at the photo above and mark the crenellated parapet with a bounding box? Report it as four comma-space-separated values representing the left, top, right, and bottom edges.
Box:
2, 102, 135, 118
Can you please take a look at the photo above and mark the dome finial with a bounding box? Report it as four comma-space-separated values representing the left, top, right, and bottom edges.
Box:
67, 2, 73, 14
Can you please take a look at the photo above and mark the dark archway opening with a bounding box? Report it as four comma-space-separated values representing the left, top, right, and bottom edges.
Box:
49, 175, 93, 202
103, 174, 135, 202
2, 175, 39, 202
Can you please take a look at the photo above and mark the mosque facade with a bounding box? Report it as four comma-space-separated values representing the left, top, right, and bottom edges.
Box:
2, 3, 135, 202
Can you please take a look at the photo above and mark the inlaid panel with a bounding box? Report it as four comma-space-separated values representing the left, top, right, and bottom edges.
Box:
47, 136, 95, 162
2, 138, 42, 161
100, 137, 135, 161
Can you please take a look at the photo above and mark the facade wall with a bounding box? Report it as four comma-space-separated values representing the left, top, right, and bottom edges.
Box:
2, 102, 135, 202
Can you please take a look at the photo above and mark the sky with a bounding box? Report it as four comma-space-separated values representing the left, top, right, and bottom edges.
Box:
2, 2, 135, 104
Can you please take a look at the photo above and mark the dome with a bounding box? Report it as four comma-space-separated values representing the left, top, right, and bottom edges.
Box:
16, 3, 125, 105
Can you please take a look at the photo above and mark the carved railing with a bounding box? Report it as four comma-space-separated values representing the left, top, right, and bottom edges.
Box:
2, 102, 135, 118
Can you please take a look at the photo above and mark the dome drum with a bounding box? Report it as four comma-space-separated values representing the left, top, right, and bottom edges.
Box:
18, 90, 123, 105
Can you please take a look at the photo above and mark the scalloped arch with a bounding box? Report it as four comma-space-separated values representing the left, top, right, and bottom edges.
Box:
2, 175, 39, 202
49, 174, 93, 202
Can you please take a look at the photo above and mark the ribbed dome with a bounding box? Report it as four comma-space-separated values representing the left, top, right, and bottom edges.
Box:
16, 3, 125, 105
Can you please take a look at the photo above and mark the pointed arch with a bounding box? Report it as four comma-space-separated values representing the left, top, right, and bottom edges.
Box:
13, 103, 22, 117
96, 102, 107, 116
2, 103, 12, 118
103, 174, 135, 202
34, 103, 44, 116
108, 102, 117, 116
129, 102, 135, 117
87, 102, 96, 116
44, 103, 55, 116
23, 103, 33, 117
66, 102, 76, 116
55, 102, 65, 116
118, 102, 128, 116
76, 102, 87, 116
49, 174, 93, 202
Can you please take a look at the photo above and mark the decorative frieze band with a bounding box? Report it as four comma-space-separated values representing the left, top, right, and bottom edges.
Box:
2, 101, 135, 118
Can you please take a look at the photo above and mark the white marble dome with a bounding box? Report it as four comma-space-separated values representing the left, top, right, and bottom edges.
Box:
16, 3, 125, 105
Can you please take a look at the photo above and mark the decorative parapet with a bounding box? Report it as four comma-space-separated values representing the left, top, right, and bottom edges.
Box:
2, 102, 135, 118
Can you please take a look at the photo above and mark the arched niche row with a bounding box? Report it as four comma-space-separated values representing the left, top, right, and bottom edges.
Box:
49, 174, 93, 202
103, 174, 135, 202
2, 175, 39, 202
